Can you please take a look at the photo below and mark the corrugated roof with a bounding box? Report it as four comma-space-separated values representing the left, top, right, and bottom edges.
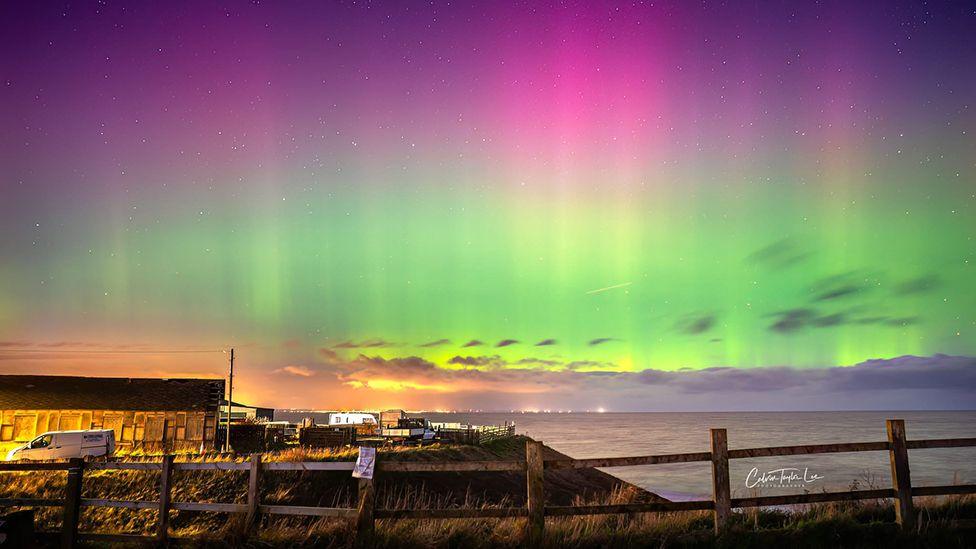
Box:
0, 375, 225, 412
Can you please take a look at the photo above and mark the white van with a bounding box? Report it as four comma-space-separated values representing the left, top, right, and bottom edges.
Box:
6, 430, 116, 461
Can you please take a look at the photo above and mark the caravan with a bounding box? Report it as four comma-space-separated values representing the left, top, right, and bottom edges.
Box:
328, 413, 377, 426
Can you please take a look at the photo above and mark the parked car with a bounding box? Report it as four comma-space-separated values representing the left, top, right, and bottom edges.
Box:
5, 430, 116, 461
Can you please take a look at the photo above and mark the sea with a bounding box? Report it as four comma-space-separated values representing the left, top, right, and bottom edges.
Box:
276, 410, 976, 500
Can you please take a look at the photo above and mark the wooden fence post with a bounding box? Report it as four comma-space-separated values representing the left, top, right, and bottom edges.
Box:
157, 454, 174, 542
525, 439, 545, 548
61, 457, 84, 549
887, 419, 915, 530
710, 428, 731, 535
356, 477, 375, 547
247, 454, 262, 528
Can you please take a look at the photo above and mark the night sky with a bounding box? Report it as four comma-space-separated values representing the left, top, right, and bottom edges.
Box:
1, 2, 974, 410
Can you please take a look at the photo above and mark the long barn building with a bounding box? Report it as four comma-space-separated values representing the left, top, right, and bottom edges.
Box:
0, 375, 225, 451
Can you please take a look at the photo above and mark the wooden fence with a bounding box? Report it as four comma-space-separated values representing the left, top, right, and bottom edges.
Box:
0, 418, 974, 547
435, 424, 516, 445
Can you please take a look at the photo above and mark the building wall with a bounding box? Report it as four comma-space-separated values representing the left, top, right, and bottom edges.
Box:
0, 408, 219, 450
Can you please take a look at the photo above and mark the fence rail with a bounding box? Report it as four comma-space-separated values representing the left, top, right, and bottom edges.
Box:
0, 418, 973, 547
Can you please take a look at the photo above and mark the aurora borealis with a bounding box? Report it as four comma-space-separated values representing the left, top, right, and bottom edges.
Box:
1, 1, 974, 410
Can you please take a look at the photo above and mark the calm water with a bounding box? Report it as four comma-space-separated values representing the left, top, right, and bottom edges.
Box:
279, 410, 976, 499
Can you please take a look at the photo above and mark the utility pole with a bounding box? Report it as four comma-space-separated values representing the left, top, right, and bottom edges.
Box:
226, 348, 234, 452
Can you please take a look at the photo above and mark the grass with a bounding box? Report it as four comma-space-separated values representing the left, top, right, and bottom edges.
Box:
175, 492, 976, 548
1, 441, 975, 547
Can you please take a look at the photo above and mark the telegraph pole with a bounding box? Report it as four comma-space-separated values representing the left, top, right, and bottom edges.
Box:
226, 348, 234, 452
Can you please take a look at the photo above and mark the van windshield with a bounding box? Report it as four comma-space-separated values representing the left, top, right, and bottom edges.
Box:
30, 434, 53, 449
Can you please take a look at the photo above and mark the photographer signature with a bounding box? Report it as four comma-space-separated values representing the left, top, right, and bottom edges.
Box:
745, 467, 825, 488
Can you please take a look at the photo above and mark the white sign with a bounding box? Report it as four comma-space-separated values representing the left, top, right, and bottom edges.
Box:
352, 446, 376, 479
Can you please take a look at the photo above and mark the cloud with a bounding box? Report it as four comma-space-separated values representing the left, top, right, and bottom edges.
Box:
816, 285, 862, 301
895, 275, 941, 295
448, 355, 504, 367
462, 340, 484, 348
633, 355, 976, 397
289, 351, 976, 411
334, 339, 391, 349
746, 238, 811, 269
315, 352, 569, 395
810, 272, 876, 302
676, 314, 716, 335
419, 339, 450, 348
274, 365, 314, 377
812, 312, 846, 327
318, 348, 341, 362
516, 358, 563, 368
535, 339, 557, 346
588, 338, 617, 346
769, 309, 817, 333
769, 307, 922, 334
565, 360, 619, 371
446, 355, 614, 372
496, 339, 519, 348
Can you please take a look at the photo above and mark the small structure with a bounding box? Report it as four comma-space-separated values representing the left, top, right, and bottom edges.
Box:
0, 375, 224, 451
218, 400, 274, 423
380, 409, 406, 428
299, 425, 356, 448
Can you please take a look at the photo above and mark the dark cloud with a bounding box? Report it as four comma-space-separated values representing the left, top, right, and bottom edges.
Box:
318, 348, 341, 362
446, 355, 614, 372
496, 339, 519, 348
419, 339, 450, 348
854, 316, 920, 327
821, 354, 976, 393
812, 313, 846, 327
810, 272, 875, 302
815, 285, 862, 301
769, 309, 817, 333
770, 307, 921, 333
746, 238, 812, 269
448, 355, 503, 367
855, 316, 890, 325
516, 358, 563, 368
333, 339, 391, 349
634, 355, 976, 396
301, 350, 975, 410
462, 340, 484, 348
565, 360, 618, 370
535, 339, 557, 346
588, 338, 617, 346
677, 314, 716, 335
895, 275, 941, 295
